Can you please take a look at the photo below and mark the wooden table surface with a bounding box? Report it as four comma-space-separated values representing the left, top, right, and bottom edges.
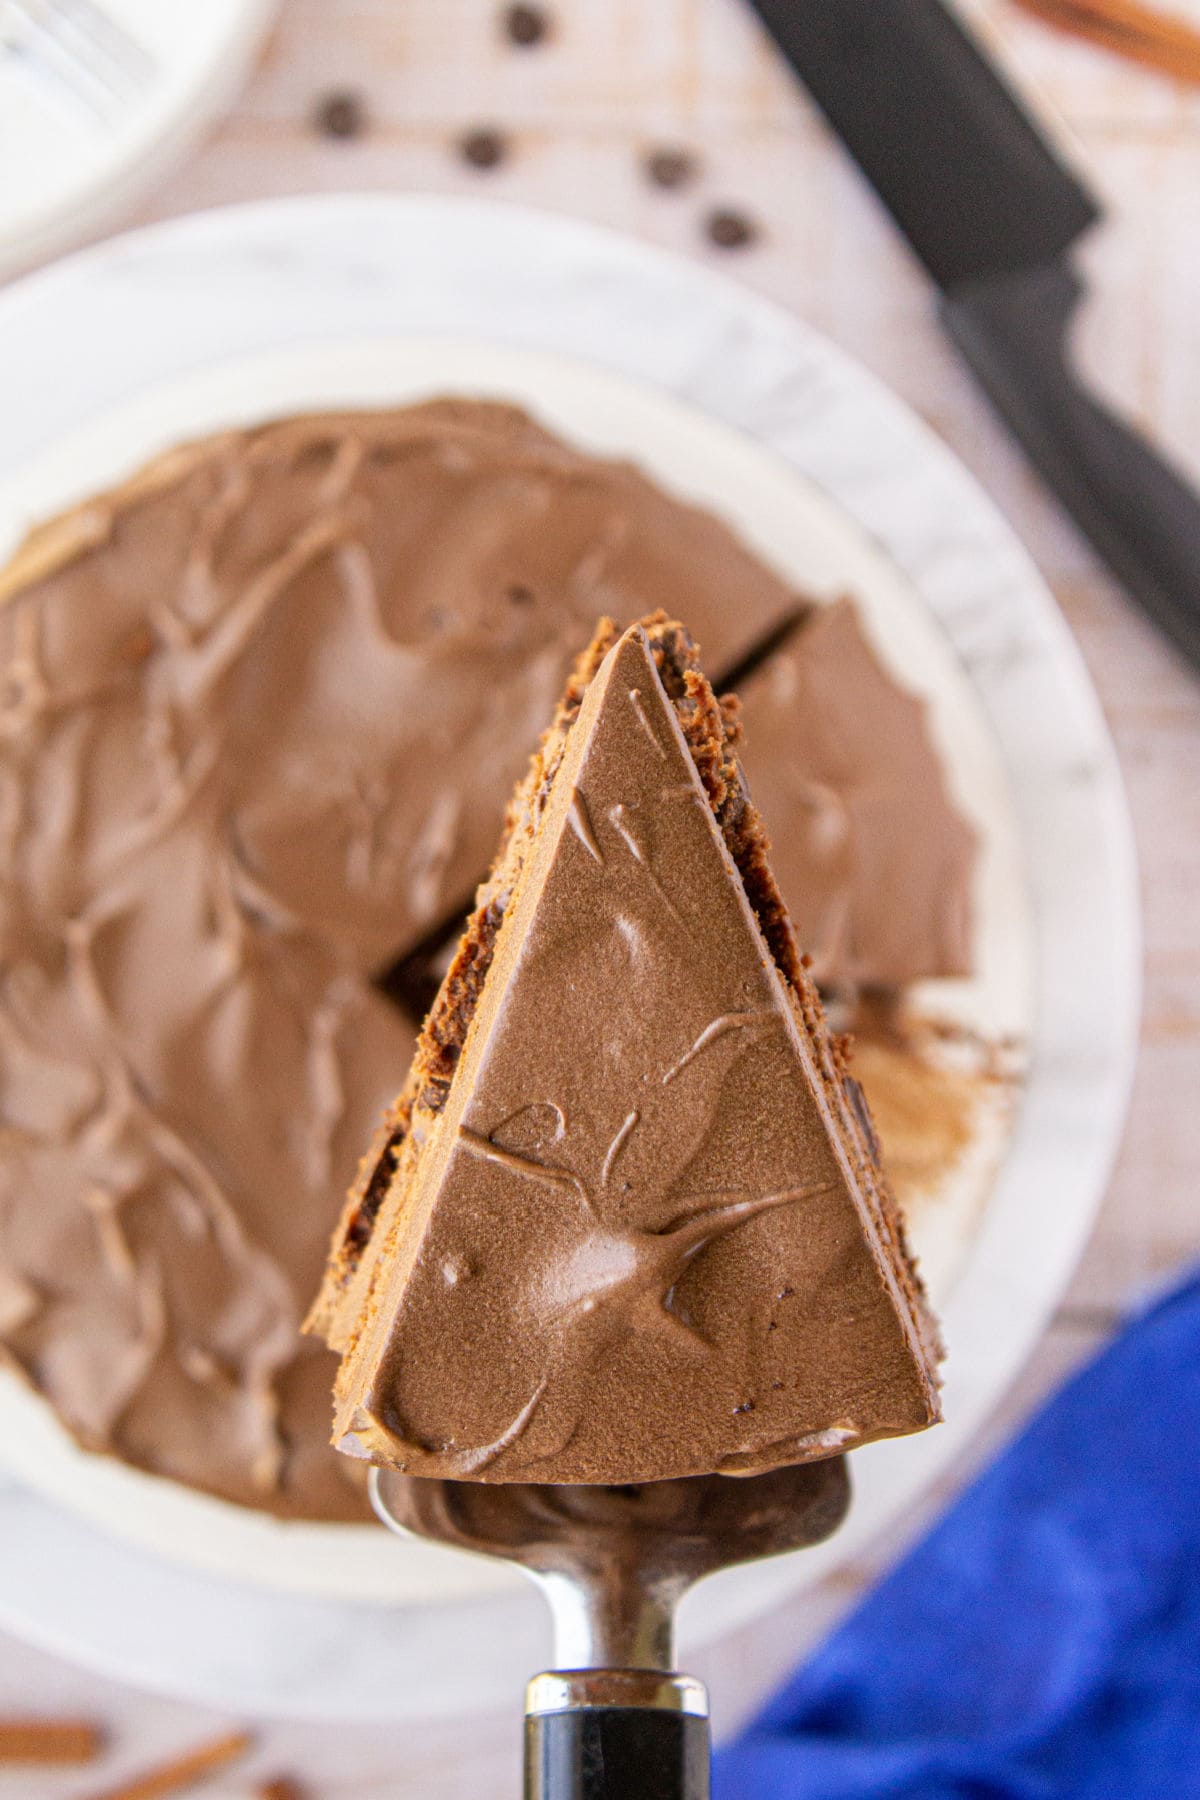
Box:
3, 2, 1198, 1793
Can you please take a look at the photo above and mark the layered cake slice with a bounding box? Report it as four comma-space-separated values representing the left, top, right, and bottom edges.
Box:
308, 616, 941, 1483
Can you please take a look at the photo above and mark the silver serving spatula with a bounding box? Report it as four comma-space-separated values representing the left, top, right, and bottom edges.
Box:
371, 1456, 850, 1800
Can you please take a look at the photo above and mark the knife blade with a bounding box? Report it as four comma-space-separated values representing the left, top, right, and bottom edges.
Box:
747, 0, 1200, 671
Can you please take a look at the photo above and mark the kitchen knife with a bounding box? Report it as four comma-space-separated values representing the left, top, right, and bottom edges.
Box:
746, 0, 1200, 671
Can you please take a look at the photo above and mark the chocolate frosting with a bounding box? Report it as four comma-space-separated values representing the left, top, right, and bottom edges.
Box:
330, 628, 940, 1484
737, 600, 975, 988
0, 402, 801, 1517
0, 399, 964, 1517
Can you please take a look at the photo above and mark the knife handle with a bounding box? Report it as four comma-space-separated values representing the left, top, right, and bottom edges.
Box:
943, 259, 1200, 671
524, 1671, 710, 1800
744, 0, 1098, 289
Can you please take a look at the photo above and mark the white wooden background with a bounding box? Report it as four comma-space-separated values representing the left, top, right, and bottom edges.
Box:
3, 2, 1199, 1793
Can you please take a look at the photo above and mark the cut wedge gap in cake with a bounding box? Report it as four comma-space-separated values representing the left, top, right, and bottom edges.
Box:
367, 604, 816, 1032
307, 614, 941, 1485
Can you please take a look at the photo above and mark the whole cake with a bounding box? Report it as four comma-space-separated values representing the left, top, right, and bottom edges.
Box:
311, 617, 942, 1483
0, 399, 974, 1519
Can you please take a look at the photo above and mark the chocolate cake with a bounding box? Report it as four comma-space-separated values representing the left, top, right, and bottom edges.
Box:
311, 618, 941, 1484
736, 599, 975, 989
0, 398, 973, 1518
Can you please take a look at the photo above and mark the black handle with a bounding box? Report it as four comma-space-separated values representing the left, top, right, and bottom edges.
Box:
944, 259, 1200, 672
524, 1673, 710, 1800
525, 1706, 710, 1800
745, 0, 1098, 290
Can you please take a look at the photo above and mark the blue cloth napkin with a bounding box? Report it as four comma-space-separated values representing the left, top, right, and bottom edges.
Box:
716, 1271, 1200, 1799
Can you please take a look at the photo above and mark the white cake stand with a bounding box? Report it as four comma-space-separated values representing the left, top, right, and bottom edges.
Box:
0, 195, 1139, 1719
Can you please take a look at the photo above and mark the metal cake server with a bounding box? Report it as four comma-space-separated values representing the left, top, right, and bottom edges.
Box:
371, 1456, 850, 1800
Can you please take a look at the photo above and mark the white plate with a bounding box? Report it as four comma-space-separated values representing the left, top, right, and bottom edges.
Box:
0, 195, 1140, 1719
0, 0, 277, 280
0, 332, 1029, 1593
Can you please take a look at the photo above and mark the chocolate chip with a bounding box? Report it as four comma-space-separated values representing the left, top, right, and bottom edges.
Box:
507, 583, 535, 605
313, 89, 366, 141
644, 146, 698, 190
705, 206, 758, 250
459, 126, 508, 171
503, 3, 550, 46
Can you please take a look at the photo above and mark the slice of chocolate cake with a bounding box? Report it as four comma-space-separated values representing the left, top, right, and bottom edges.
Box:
308, 616, 941, 1484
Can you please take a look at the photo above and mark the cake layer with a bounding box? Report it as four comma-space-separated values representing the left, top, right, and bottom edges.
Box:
319, 621, 941, 1484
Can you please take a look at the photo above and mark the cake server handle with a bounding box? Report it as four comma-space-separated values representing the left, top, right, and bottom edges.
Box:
524, 1669, 711, 1800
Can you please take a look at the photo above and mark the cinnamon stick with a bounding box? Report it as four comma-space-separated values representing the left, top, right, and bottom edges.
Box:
0, 1717, 103, 1763
1012, 0, 1200, 86
79, 1729, 253, 1800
